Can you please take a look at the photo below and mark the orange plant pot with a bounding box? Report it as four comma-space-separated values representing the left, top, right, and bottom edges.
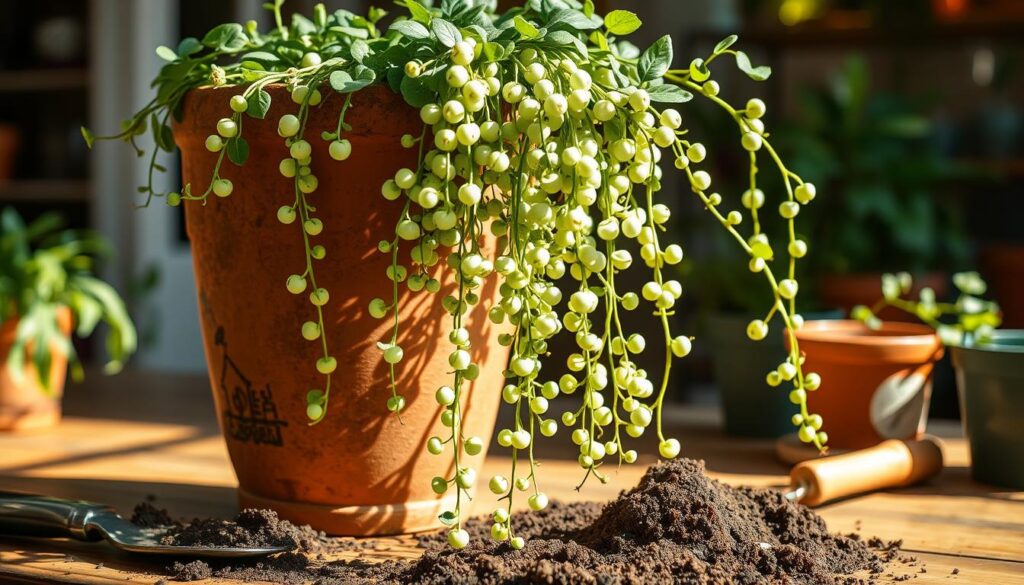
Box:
175, 85, 509, 535
791, 320, 943, 450
0, 308, 72, 431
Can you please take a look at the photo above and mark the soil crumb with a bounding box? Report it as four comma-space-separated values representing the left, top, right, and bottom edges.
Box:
152, 459, 895, 584
130, 502, 179, 529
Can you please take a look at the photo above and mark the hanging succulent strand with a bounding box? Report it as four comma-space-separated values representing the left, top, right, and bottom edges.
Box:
84, 0, 827, 549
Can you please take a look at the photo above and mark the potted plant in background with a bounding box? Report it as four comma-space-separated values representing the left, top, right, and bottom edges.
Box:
685, 230, 841, 438
782, 56, 971, 315
86, 0, 827, 546
0, 208, 136, 431
855, 272, 1023, 489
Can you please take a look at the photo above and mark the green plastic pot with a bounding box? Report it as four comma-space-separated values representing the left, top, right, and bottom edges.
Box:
951, 330, 1024, 489
706, 312, 840, 438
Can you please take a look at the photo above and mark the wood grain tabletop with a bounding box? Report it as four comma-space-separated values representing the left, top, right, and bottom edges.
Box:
0, 369, 1021, 584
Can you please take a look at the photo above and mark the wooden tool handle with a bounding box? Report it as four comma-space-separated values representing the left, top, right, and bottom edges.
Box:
791, 438, 944, 506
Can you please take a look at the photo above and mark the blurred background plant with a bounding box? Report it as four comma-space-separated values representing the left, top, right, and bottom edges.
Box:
853, 271, 1002, 347
0, 207, 136, 390
783, 55, 972, 277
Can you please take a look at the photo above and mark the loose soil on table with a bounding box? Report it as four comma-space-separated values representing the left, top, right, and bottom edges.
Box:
144, 459, 904, 584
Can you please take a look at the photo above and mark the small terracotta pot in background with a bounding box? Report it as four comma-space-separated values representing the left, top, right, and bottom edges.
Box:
176, 85, 509, 536
0, 308, 72, 431
791, 320, 943, 450
818, 272, 948, 321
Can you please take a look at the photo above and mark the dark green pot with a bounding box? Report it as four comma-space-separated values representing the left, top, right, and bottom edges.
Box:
951, 330, 1024, 489
707, 312, 840, 438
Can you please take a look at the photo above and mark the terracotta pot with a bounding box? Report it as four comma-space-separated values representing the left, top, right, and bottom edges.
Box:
791, 320, 943, 450
980, 244, 1024, 329
175, 85, 509, 535
0, 308, 72, 431
818, 272, 948, 321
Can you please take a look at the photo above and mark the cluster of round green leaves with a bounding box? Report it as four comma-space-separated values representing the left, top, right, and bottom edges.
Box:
853, 271, 1002, 346
86, 0, 827, 550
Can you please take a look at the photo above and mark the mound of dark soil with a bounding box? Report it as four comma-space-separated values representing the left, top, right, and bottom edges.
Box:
396, 459, 883, 585
142, 459, 898, 584
160, 508, 322, 551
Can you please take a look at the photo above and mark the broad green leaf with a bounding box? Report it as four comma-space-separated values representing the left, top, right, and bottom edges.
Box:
734, 50, 771, 81
177, 37, 202, 57
69, 291, 102, 338
547, 9, 599, 31
405, 0, 432, 23
226, 137, 249, 166
350, 39, 370, 63
329, 67, 376, 93
482, 41, 503, 61
688, 58, 710, 82
604, 10, 642, 36
80, 127, 95, 149
389, 19, 431, 39
513, 15, 540, 39
602, 115, 626, 142
583, 0, 595, 18
713, 34, 738, 54
246, 89, 272, 119
547, 30, 586, 55
431, 18, 462, 47
438, 511, 457, 526
638, 35, 672, 83
201, 23, 248, 50
241, 51, 281, 65
400, 75, 436, 108
151, 117, 175, 152
646, 84, 692, 103
155, 46, 178, 61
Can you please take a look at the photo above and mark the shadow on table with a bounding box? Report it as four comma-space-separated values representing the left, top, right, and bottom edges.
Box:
0, 535, 183, 581
0, 425, 220, 477
62, 369, 218, 429
0, 476, 239, 520
899, 464, 1024, 502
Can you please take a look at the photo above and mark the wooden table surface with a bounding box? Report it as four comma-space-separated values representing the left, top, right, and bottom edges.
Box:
0, 370, 1021, 584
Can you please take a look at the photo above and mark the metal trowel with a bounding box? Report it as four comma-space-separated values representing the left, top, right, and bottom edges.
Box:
0, 492, 292, 557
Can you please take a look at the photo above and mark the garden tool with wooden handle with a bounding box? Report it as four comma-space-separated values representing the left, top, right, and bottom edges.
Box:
784, 437, 944, 506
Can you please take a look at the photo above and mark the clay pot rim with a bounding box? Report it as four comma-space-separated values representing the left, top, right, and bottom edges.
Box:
173, 83, 409, 142
794, 319, 938, 345
953, 330, 1024, 355
791, 320, 943, 365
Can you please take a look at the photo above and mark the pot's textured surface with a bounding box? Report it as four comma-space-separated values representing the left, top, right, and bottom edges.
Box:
952, 331, 1024, 489
175, 85, 508, 535
0, 308, 71, 431
792, 320, 943, 450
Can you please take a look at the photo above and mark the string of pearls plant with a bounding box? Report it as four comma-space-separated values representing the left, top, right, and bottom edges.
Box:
84, 0, 827, 549
853, 271, 1002, 346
